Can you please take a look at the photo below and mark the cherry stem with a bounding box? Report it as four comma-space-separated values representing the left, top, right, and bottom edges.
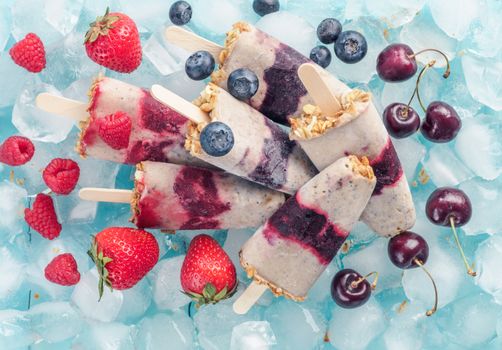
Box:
406, 60, 435, 115
414, 258, 438, 317
350, 271, 379, 290
449, 216, 477, 277
410, 48, 451, 79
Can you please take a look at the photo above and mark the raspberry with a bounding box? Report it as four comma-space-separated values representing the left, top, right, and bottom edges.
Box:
24, 193, 61, 240
42, 158, 80, 195
9, 33, 46, 73
0, 136, 35, 166
44, 253, 80, 286
98, 111, 132, 150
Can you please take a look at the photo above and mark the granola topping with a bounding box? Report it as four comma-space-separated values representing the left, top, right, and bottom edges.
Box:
290, 89, 371, 140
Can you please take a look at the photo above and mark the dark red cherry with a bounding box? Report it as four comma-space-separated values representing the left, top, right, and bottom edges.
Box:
426, 187, 472, 227
376, 44, 418, 82
383, 103, 420, 138
387, 231, 429, 269
421, 101, 461, 143
387, 231, 438, 316
331, 269, 371, 308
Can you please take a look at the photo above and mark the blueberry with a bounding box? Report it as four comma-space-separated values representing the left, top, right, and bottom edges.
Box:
200, 122, 234, 157
169, 1, 192, 26
317, 18, 342, 44
227, 68, 259, 100
334, 30, 368, 64
252, 0, 280, 16
310, 46, 332, 68
185, 51, 215, 81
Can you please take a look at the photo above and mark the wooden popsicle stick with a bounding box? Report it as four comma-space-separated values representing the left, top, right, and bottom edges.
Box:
150, 84, 210, 124
232, 281, 268, 315
165, 26, 224, 63
36, 93, 88, 123
297, 63, 342, 116
79, 188, 132, 203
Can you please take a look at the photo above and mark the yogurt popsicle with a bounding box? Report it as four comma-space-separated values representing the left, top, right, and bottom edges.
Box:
211, 22, 312, 126
76, 76, 199, 165
290, 64, 416, 237
155, 83, 318, 195
81, 161, 285, 230
239, 156, 375, 301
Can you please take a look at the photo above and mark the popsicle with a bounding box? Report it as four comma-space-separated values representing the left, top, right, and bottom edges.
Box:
36, 76, 201, 166
234, 155, 376, 314
151, 83, 318, 195
165, 23, 313, 126
80, 161, 285, 230
289, 63, 416, 237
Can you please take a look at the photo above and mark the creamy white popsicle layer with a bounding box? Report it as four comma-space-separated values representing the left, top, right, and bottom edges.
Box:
240, 156, 375, 301
186, 83, 317, 195
77, 76, 200, 166
131, 161, 285, 230
211, 22, 313, 126
290, 70, 416, 237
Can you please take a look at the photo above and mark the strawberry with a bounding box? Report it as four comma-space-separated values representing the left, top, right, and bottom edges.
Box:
0, 136, 35, 166
42, 158, 80, 195
88, 227, 159, 300
98, 111, 132, 150
180, 234, 237, 306
24, 193, 61, 240
84, 8, 142, 73
44, 253, 80, 286
9, 33, 46, 73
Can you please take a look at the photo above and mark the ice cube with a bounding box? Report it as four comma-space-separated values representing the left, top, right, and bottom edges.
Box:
402, 245, 464, 309
194, 294, 262, 350
143, 34, 182, 76
0, 2, 12, 51
119, 0, 174, 33
455, 114, 502, 180
422, 144, 474, 187
116, 278, 152, 324
76, 157, 120, 189
475, 235, 502, 304
304, 260, 338, 307
380, 67, 443, 114
392, 136, 426, 181
459, 177, 502, 236
190, 0, 252, 43
30, 301, 84, 343
230, 321, 277, 350
328, 17, 388, 84
71, 268, 124, 322
12, 76, 74, 143
150, 255, 191, 310
383, 302, 427, 350
461, 0, 502, 57
54, 191, 97, 225
63, 77, 95, 102
0, 309, 34, 349
399, 9, 457, 67
0, 181, 27, 240
342, 238, 403, 293
0, 52, 31, 109
343, 0, 367, 22
256, 11, 316, 57
430, 0, 479, 40
365, 0, 426, 28
11, 0, 64, 45
462, 53, 502, 111
44, 0, 83, 36
40, 30, 102, 91
161, 69, 207, 102
436, 292, 502, 348
0, 244, 27, 306
264, 299, 326, 349
328, 298, 387, 350
135, 311, 195, 350
72, 321, 134, 350
284, 0, 344, 27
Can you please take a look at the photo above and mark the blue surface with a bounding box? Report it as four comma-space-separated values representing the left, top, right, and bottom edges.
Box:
1, 0, 502, 349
